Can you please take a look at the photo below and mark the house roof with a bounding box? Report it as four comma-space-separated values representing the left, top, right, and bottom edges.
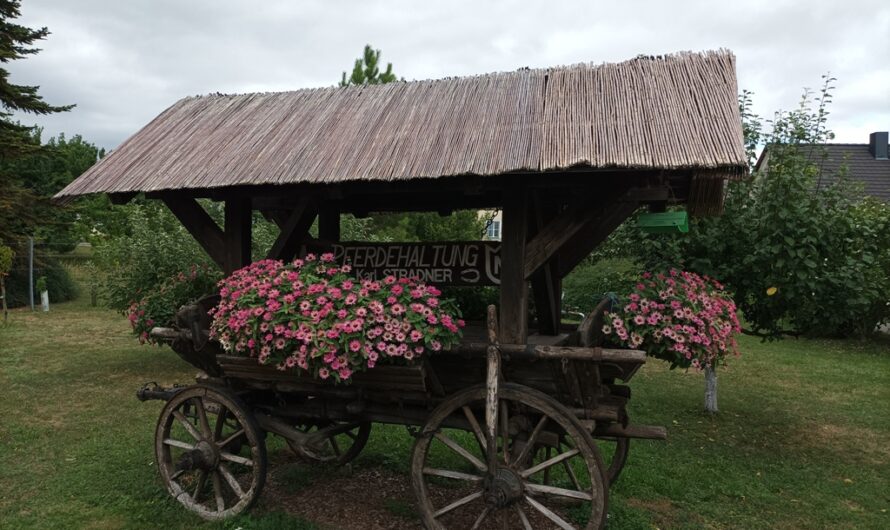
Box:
55, 50, 746, 200
755, 143, 890, 202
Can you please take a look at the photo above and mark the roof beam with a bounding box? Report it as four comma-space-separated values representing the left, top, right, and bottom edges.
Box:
266, 197, 318, 262
162, 197, 227, 270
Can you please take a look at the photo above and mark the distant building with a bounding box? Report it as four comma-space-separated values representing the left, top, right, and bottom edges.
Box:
480, 210, 502, 241
755, 131, 890, 202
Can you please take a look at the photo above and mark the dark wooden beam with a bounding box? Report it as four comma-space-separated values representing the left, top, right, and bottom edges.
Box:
524, 186, 669, 279
224, 197, 252, 274
529, 197, 561, 335
108, 192, 137, 205
557, 200, 641, 278
266, 198, 318, 261
499, 184, 529, 344
318, 205, 340, 243
162, 196, 227, 269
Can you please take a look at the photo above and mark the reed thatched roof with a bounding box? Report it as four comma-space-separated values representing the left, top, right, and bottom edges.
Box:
56, 50, 746, 199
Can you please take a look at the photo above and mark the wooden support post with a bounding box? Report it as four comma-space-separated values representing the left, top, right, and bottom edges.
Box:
499, 184, 529, 344
529, 198, 561, 335
224, 197, 252, 274
163, 196, 227, 270
318, 206, 340, 243
266, 198, 317, 261
556, 200, 640, 278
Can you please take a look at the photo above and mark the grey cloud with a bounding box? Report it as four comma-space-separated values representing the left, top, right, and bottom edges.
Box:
8, 0, 890, 150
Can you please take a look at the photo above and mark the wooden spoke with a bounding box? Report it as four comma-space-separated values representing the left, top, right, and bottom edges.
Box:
433, 491, 483, 518
470, 506, 490, 529
462, 406, 487, 452
218, 464, 245, 498
194, 397, 213, 439
170, 468, 186, 481
525, 494, 576, 530
329, 435, 341, 457
521, 448, 580, 478
163, 438, 195, 451
193, 470, 207, 503
500, 400, 510, 464
543, 446, 552, 484
515, 415, 548, 465
516, 505, 533, 530
213, 406, 228, 442
172, 411, 202, 441
211, 471, 225, 512
563, 459, 582, 491
434, 432, 487, 473
525, 482, 593, 501
422, 467, 483, 482
217, 428, 245, 449
344, 430, 358, 441
219, 451, 254, 467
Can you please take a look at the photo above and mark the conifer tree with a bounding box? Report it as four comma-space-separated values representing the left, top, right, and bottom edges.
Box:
340, 45, 397, 86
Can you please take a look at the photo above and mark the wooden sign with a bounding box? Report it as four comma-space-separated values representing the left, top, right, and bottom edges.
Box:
332, 242, 501, 286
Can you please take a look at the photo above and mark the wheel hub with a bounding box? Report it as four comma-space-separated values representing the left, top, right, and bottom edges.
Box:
177, 439, 219, 472
484, 467, 523, 508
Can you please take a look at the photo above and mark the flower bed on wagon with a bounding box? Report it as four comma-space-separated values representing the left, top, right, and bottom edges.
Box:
603, 269, 741, 370
208, 254, 465, 382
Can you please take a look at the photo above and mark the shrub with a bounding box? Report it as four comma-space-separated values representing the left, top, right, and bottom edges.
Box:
93, 201, 218, 310
209, 254, 465, 383
3, 259, 79, 307
603, 269, 741, 369
127, 265, 221, 344
562, 258, 640, 316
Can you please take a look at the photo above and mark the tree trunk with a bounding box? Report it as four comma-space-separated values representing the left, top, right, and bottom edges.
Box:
704, 366, 718, 413
1, 276, 7, 323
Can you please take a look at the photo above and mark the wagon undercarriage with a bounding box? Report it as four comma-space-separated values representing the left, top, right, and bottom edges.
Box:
142, 304, 665, 529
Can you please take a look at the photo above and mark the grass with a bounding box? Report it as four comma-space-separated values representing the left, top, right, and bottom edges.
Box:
1, 293, 889, 529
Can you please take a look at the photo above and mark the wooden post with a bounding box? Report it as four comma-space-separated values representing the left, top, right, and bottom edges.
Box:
529, 198, 561, 335
318, 206, 340, 243
499, 184, 528, 344
225, 197, 252, 274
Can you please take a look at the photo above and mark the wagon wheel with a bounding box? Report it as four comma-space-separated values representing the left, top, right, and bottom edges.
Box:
411, 383, 608, 529
287, 420, 371, 465
594, 436, 629, 485
155, 385, 267, 520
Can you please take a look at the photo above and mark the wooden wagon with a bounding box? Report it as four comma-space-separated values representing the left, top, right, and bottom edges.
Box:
56, 50, 747, 529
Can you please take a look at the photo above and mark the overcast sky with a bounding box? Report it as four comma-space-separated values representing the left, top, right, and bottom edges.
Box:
8, 0, 890, 151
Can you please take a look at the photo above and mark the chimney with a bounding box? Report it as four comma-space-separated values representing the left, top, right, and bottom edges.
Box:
869, 131, 888, 159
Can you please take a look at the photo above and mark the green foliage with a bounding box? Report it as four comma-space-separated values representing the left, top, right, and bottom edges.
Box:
2, 259, 78, 307
340, 44, 398, 86
0, 244, 12, 276
363, 210, 486, 242
92, 201, 219, 310
35, 276, 46, 293
603, 77, 890, 339
127, 265, 221, 344
562, 258, 640, 315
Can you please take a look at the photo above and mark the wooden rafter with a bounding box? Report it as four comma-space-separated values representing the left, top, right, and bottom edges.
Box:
266, 197, 318, 261
162, 196, 227, 269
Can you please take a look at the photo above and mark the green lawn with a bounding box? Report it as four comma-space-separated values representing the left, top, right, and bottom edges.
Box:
1, 294, 888, 529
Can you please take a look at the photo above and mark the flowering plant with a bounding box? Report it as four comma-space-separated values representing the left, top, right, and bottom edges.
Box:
603, 269, 741, 369
209, 254, 465, 382
127, 265, 222, 344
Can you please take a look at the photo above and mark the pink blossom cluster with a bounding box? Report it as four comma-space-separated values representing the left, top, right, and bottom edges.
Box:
127, 264, 220, 345
209, 254, 465, 382
603, 269, 741, 369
